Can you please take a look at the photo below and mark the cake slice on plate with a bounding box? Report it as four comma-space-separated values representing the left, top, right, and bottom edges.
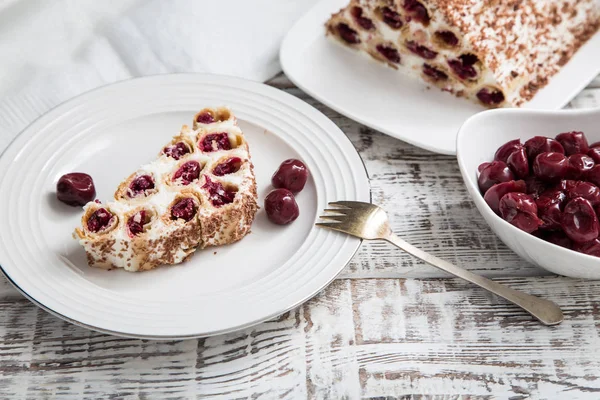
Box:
74, 107, 258, 272
326, 0, 599, 108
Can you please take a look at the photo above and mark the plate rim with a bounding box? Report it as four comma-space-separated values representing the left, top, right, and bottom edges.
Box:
280, 0, 600, 156
0, 72, 371, 339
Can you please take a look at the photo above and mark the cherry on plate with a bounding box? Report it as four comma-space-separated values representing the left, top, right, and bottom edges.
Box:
477, 161, 514, 194
264, 189, 299, 225
56, 173, 96, 207
555, 131, 589, 156
498, 192, 542, 233
272, 159, 309, 193
561, 197, 599, 243
483, 180, 526, 214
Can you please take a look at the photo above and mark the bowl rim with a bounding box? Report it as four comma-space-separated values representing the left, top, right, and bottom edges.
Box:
456, 107, 600, 265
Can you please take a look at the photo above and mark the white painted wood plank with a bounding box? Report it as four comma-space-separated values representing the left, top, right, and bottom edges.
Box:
0, 277, 598, 398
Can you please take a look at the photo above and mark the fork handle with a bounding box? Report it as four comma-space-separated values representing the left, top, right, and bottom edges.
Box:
385, 233, 563, 326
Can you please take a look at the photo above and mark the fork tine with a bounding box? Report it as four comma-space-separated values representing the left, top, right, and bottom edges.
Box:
315, 221, 349, 232
329, 201, 370, 209
323, 208, 347, 214
318, 215, 346, 222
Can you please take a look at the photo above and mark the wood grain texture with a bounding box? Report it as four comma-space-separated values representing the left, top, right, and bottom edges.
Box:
0, 74, 598, 399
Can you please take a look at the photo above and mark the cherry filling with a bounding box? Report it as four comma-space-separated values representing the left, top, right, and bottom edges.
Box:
435, 30, 459, 47
380, 6, 403, 29
376, 44, 401, 63
172, 161, 202, 185
202, 176, 236, 207
87, 208, 114, 233
405, 41, 437, 59
448, 54, 479, 80
213, 157, 242, 176
199, 133, 232, 152
127, 210, 150, 237
163, 142, 190, 160
477, 88, 505, 106
403, 0, 430, 25
170, 198, 197, 222
196, 111, 215, 124
337, 23, 360, 44
128, 175, 155, 197
423, 64, 448, 81
351, 7, 374, 30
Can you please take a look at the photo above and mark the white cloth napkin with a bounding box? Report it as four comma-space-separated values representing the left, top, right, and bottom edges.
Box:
0, 0, 318, 151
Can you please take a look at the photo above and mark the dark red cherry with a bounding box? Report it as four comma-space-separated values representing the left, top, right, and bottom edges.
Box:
272, 159, 309, 193
565, 181, 600, 206
542, 231, 572, 249
435, 31, 459, 46
590, 141, 600, 149
494, 139, 523, 163
588, 148, 600, 164
163, 142, 190, 160
573, 239, 600, 257
533, 152, 569, 181
199, 133, 231, 152
562, 197, 599, 243
448, 54, 478, 80
478, 162, 491, 173
405, 41, 437, 59
172, 161, 201, 185
337, 23, 360, 44
422, 64, 448, 81
380, 6, 403, 29
351, 7, 374, 30
203, 176, 236, 207
524, 176, 549, 199
56, 173, 96, 206
524, 136, 564, 161
171, 198, 197, 222
587, 165, 600, 187
196, 112, 215, 124
403, 0, 430, 25
264, 189, 299, 225
555, 131, 589, 156
376, 45, 401, 63
483, 180, 526, 214
213, 157, 242, 176
567, 154, 594, 179
87, 208, 114, 233
536, 189, 566, 230
127, 210, 148, 237
506, 147, 529, 178
476, 88, 505, 106
128, 175, 155, 197
498, 192, 542, 233
478, 161, 514, 194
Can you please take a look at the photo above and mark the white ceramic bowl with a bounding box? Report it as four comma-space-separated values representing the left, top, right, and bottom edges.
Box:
457, 107, 600, 279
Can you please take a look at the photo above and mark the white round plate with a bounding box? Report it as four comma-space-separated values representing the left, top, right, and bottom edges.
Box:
0, 74, 370, 339
280, 0, 600, 155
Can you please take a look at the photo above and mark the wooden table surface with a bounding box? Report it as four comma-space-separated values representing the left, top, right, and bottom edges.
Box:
1, 74, 599, 399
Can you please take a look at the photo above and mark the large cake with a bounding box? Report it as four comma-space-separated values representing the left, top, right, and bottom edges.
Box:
326, 0, 599, 107
74, 107, 258, 272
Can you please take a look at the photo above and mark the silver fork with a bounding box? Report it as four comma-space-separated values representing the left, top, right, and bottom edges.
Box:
316, 201, 563, 326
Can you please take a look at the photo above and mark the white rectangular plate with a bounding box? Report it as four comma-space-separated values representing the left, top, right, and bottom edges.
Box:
280, 0, 600, 155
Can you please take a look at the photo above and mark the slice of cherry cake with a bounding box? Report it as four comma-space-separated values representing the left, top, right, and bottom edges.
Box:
326, 0, 599, 108
74, 107, 258, 272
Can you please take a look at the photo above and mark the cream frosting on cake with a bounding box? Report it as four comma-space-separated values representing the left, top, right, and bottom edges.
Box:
326, 0, 600, 107
74, 107, 258, 272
